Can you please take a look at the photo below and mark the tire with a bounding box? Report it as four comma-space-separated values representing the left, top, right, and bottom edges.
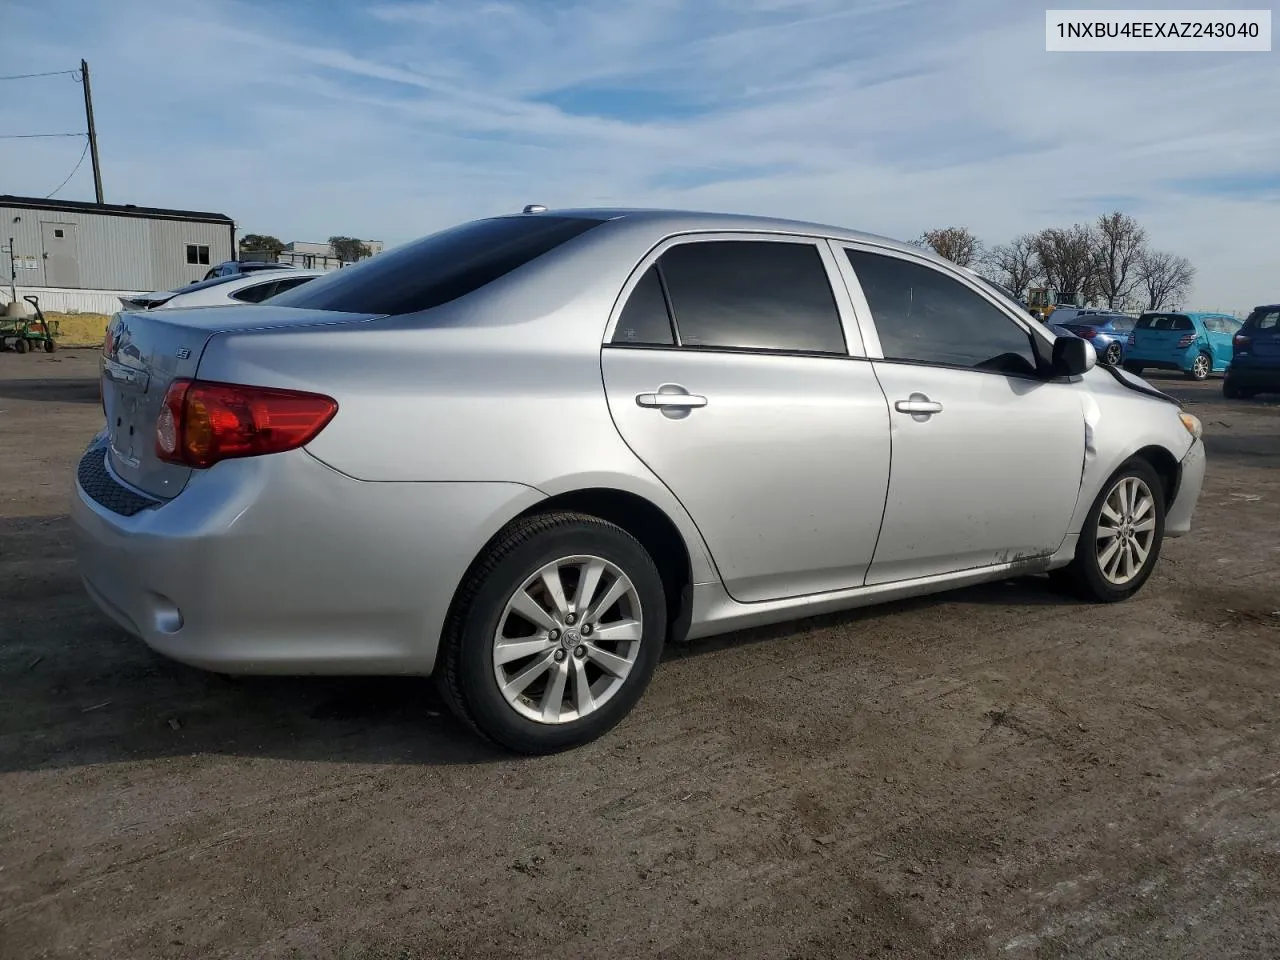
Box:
13, 338, 28, 355
1187, 352, 1211, 381
437, 511, 667, 754
1223, 379, 1243, 400
43, 339, 57, 353
1054, 458, 1166, 603
1123, 361, 1143, 376
1103, 342, 1123, 366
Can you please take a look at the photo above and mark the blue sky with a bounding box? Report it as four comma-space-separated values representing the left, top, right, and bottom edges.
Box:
3, 0, 1278, 309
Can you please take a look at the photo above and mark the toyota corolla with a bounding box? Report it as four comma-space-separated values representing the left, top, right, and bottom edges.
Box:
72, 208, 1206, 754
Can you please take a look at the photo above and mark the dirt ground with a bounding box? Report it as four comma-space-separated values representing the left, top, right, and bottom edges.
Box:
1, 350, 1278, 960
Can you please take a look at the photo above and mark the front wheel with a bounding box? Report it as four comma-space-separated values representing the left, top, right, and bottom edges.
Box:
1103, 342, 1123, 366
1053, 459, 1166, 603
1187, 352, 1212, 381
437, 512, 667, 754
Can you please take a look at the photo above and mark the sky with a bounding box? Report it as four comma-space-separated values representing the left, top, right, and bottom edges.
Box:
2, 0, 1277, 311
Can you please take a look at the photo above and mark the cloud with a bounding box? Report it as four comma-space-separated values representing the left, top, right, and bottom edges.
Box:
1, 0, 1277, 308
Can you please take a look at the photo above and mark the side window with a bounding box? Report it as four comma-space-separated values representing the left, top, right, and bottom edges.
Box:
846, 249, 1039, 377
1254, 311, 1279, 331
267, 276, 316, 298
658, 240, 846, 354
230, 281, 279, 304
611, 266, 675, 346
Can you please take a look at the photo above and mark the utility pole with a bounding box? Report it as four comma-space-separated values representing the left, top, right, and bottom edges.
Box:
80, 59, 104, 204
7, 238, 16, 306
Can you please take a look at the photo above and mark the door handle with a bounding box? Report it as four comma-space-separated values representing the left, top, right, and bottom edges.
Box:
894, 393, 943, 419
636, 385, 708, 410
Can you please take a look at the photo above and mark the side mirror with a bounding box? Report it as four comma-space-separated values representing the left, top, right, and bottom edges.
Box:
1052, 334, 1096, 377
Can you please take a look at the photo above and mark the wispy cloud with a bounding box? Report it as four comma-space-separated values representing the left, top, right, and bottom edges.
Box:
2, 0, 1277, 308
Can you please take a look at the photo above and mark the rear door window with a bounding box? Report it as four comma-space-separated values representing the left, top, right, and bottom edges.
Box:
656, 240, 846, 354
611, 266, 675, 346
268, 215, 605, 316
1247, 309, 1280, 331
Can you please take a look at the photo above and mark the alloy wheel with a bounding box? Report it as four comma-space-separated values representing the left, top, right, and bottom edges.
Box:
1105, 342, 1122, 365
1193, 353, 1210, 380
1095, 476, 1157, 586
492, 555, 644, 724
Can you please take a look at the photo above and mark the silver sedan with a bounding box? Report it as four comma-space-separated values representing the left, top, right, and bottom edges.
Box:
72, 208, 1206, 753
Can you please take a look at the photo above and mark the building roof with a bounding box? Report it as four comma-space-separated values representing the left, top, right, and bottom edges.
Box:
0, 194, 233, 225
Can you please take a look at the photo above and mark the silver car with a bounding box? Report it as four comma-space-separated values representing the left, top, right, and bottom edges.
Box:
72, 208, 1206, 753
118, 268, 328, 311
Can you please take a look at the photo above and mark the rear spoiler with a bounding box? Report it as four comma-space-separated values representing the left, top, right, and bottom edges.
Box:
118, 294, 174, 310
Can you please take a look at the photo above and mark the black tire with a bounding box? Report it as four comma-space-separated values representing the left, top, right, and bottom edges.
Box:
43, 339, 57, 353
1187, 352, 1212, 381
1223, 379, 1243, 400
13, 338, 28, 355
1103, 342, 1123, 366
1054, 458, 1166, 603
437, 511, 667, 754
1123, 361, 1143, 376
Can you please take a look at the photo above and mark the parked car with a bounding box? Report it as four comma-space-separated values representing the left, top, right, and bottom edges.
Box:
1223, 304, 1280, 399
119, 270, 327, 311
1054, 312, 1136, 366
202, 260, 296, 281
72, 208, 1206, 754
1123, 311, 1243, 381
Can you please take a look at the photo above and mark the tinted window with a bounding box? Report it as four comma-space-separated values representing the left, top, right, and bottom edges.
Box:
847, 250, 1038, 377
657, 241, 845, 354
1246, 308, 1279, 331
269, 216, 604, 316
1106, 316, 1135, 332
266, 276, 315, 298
230, 280, 280, 304
1137, 314, 1193, 331
611, 266, 674, 345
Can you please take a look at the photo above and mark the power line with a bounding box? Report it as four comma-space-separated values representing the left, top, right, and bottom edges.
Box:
0, 69, 79, 82
0, 132, 85, 139
44, 137, 91, 199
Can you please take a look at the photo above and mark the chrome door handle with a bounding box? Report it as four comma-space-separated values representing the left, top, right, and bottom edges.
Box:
895, 393, 943, 420
894, 399, 943, 414
636, 386, 708, 409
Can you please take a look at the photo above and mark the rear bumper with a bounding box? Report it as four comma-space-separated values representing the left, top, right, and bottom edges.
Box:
1165, 438, 1205, 538
1225, 361, 1280, 390
71, 436, 544, 675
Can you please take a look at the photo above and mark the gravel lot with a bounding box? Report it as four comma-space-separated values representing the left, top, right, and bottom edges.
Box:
2, 349, 1278, 960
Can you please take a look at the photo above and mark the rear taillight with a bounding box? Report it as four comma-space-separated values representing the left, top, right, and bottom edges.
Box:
1127, 332, 1136, 346
1234, 333, 1252, 348
156, 378, 338, 469
1177, 333, 1197, 348
1077, 327, 1096, 340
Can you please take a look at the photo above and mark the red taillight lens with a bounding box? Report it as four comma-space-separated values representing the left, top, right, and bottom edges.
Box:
1177, 333, 1197, 348
1234, 333, 1251, 348
1127, 332, 1136, 346
156, 378, 338, 469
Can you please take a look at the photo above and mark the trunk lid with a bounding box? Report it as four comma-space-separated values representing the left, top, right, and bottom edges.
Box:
101, 304, 378, 499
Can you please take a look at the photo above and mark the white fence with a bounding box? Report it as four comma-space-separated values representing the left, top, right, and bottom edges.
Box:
1, 286, 143, 316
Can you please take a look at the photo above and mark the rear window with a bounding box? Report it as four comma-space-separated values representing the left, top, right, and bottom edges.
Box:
1137, 313, 1193, 331
1245, 308, 1280, 331
268, 215, 604, 316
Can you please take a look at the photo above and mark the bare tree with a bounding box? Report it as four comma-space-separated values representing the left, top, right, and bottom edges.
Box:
980, 234, 1039, 300
1033, 224, 1096, 304
1138, 250, 1195, 311
918, 227, 982, 268
1092, 211, 1147, 309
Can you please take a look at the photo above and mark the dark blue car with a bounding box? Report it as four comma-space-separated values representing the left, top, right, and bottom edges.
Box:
1224, 304, 1280, 399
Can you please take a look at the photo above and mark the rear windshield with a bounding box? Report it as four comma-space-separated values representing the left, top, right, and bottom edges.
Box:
268, 215, 605, 316
1245, 308, 1280, 330
1137, 313, 1193, 331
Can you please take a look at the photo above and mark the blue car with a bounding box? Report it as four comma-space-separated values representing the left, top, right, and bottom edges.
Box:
1123, 311, 1243, 381
1223, 304, 1280, 399
1053, 312, 1135, 366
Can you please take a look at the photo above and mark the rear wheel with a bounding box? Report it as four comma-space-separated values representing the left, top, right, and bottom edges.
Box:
1103, 342, 1123, 365
1187, 351, 1212, 381
42, 339, 57, 353
1224, 379, 1244, 399
437, 512, 667, 754
1053, 458, 1165, 603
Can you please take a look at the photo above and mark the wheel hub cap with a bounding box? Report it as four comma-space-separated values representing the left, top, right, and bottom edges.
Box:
491, 555, 644, 725
1095, 476, 1156, 586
